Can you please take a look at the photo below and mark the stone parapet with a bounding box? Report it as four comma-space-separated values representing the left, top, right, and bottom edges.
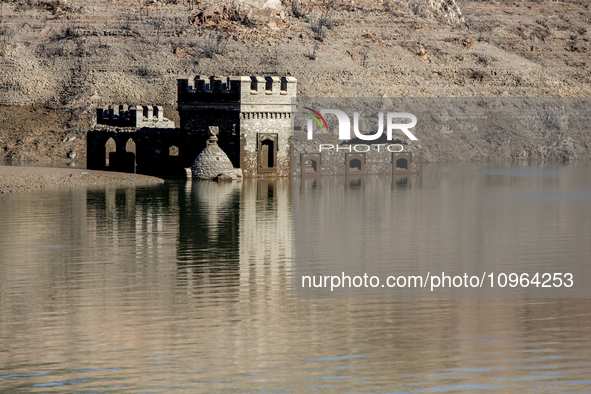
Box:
96, 104, 175, 128
177, 75, 296, 113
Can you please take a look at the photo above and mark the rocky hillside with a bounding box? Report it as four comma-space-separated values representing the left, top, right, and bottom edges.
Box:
0, 0, 589, 164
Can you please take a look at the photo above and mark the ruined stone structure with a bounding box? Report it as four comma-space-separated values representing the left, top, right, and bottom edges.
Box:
87, 76, 423, 178
177, 75, 296, 178
87, 75, 296, 178
192, 127, 243, 180
87, 105, 184, 176
96, 105, 175, 129
293, 149, 423, 177
291, 131, 423, 177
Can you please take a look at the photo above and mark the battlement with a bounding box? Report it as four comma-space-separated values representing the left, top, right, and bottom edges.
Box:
96, 104, 175, 128
177, 76, 297, 111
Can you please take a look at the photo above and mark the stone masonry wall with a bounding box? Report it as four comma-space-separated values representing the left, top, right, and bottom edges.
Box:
87, 126, 185, 177
96, 105, 175, 129
177, 75, 296, 178
239, 112, 292, 177
291, 131, 422, 177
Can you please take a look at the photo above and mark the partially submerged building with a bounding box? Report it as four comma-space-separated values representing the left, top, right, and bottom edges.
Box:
87, 75, 422, 178
87, 75, 296, 178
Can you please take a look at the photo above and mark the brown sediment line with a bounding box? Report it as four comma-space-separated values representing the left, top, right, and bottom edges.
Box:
0, 166, 164, 194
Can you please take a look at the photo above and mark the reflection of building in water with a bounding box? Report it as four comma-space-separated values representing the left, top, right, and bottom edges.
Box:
238, 179, 291, 301
175, 179, 291, 301
4, 166, 591, 387
85, 185, 181, 262
296, 173, 422, 193
176, 181, 242, 294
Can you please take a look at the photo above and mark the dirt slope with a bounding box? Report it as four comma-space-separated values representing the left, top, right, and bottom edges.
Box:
0, 0, 589, 164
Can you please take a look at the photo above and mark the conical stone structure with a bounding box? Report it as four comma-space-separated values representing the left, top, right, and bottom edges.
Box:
192, 126, 242, 180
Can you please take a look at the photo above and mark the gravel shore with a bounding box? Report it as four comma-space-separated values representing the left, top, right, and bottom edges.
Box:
0, 166, 164, 194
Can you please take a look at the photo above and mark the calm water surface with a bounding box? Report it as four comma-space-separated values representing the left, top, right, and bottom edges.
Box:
1, 163, 591, 393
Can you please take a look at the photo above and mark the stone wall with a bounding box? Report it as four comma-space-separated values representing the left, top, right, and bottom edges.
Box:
87, 126, 186, 177
239, 112, 292, 177
177, 75, 296, 177
89, 75, 297, 178
291, 131, 422, 177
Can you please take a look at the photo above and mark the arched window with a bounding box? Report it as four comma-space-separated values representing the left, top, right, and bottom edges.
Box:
125, 138, 136, 154
124, 138, 137, 173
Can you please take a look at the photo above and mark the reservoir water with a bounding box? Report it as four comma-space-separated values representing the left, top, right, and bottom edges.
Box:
1, 163, 591, 393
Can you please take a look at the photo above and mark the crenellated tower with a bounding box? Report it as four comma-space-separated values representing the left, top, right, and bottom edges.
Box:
177, 75, 297, 177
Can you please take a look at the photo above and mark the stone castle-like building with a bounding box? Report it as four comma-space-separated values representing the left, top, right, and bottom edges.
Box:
87, 75, 296, 178
87, 75, 422, 179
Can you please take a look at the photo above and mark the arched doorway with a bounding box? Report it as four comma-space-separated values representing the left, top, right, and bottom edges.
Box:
105, 137, 116, 167
257, 133, 278, 174
396, 158, 408, 170
300, 153, 321, 177
124, 138, 137, 173
261, 140, 274, 168
304, 159, 317, 173
349, 159, 362, 172
345, 153, 365, 175
393, 153, 412, 174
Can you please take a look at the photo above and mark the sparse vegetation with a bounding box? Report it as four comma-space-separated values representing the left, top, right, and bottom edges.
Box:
135, 63, 160, 78
62, 19, 80, 40
470, 69, 489, 83
360, 49, 369, 67
136, 0, 152, 20
0, 0, 589, 107
0, 26, 14, 57
311, 10, 336, 41
200, 33, 228, 58
151, 18, 165, 44
262, 48, 280, 66
14, 0, 79, 15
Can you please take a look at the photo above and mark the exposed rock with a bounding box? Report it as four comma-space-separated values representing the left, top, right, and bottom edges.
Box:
241, 0, 282, 11
410, 0, 464, 25
2, 0, 591, 166
190, 0, 284, 28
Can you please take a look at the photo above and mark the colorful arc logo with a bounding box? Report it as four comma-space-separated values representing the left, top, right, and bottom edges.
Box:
303, 107, 329, 132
